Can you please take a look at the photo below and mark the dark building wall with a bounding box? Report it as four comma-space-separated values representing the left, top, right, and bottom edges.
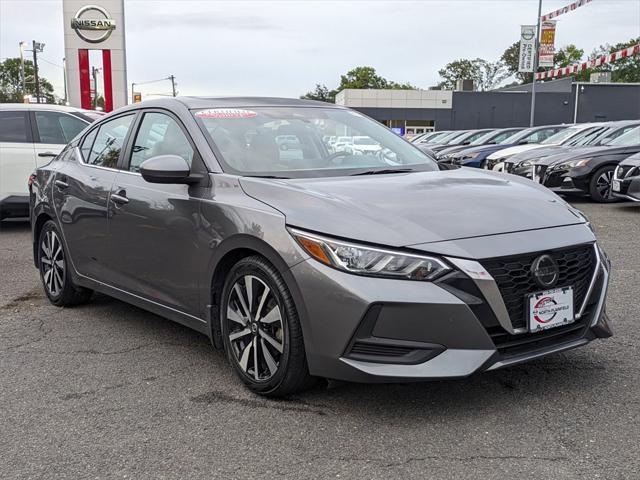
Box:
573, 84, 640, 122
352, 83, 639, 130
451, 91, 574, 128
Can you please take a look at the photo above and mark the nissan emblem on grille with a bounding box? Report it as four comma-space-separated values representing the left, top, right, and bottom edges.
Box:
531, 254, 560, 288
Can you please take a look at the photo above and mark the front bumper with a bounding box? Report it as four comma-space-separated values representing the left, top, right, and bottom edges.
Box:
612, 176, 640, 202
291, 240, 611, 383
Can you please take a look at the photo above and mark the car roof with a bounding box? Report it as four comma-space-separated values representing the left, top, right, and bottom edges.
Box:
176, 96, 344, 109
0, 103, 96, 114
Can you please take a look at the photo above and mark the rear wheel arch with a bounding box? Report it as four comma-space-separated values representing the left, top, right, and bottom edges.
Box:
33, 212, 53, 268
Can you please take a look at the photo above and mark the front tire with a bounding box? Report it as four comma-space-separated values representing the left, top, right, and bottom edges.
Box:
38, 220, 92, 307
220, 256, 313, 397
589, 166, 619, 203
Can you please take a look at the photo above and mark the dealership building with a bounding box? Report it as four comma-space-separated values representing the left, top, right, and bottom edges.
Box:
335, 78, 640, 135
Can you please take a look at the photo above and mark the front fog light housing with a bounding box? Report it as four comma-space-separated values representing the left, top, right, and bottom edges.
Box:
290, 228, 451, 281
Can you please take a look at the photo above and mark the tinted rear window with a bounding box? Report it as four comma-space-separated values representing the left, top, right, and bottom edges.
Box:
0, 111, 30, 143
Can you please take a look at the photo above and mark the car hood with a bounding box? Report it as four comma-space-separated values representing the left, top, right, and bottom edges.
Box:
452, 143, 517, 159
239, 169, 584, 248
537, 146, 633, 166
509, 146, 569, 164
620, 152, 640, 167
437, 144, 477, 157
488, 144, 546, 159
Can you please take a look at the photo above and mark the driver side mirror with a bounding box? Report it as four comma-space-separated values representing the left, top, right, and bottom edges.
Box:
140, 155, 201, 185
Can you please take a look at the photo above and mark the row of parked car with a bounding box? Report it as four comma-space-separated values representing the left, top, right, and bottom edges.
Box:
411, 121, 640, 203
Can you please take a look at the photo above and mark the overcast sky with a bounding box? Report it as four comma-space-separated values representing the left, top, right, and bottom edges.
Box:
1, 0, 639, 99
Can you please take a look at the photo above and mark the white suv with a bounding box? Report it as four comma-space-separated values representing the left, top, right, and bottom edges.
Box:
0, 104, 101, 220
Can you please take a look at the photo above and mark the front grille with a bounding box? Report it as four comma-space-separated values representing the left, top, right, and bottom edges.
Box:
616, 165, 638, 179
534, 165, 547, 184
481, 245, 596, 330
350, 341, 413, 357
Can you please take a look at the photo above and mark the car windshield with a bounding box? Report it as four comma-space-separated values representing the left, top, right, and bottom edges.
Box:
469, 130, 499, 146
568, 127, 607, 146
499, 129, 535, 144
540, 126, 584, 145
605, 126, 640, 146
438, 131, 467, 144
194, 106, 438, 178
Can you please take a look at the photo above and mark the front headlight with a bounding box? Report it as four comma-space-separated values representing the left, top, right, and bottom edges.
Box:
290, 229, 451, 281
558, 158, 591, 169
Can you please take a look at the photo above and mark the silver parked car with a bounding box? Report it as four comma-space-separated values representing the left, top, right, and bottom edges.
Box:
29, 97, 612, 396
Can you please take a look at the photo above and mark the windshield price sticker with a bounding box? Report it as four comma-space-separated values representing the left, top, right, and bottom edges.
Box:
195, 109, 258, 119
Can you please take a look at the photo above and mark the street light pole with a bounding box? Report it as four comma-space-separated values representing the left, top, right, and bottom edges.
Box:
169, 75, 177, 97
32, 40, 41, 104
529, 0, 543, 127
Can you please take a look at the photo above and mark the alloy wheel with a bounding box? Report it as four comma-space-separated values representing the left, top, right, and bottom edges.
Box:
596, 170, 614, 199
226, 275, 284, 381
41, 230, 65, 297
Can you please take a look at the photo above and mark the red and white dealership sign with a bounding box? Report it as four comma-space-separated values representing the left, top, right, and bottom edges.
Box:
541, 0, 593, 22
536, 43, 640, 80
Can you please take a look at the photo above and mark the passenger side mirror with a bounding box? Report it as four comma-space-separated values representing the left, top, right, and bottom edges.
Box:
140, 155, 201, 185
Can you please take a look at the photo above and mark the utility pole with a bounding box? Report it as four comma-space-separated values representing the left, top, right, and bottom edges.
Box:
32, 40, 40, 104
529, 0, 543, 127
169, 75, 177, 97
19, 41, 27, 97
63, 58, 69, 105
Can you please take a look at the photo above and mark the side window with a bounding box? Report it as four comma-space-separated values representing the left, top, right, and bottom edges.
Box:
87, 115, 135, 168
0, 111, 30, 143
129, 113, 194, 172
80, 128, 98, 161
34, 111, 87, 144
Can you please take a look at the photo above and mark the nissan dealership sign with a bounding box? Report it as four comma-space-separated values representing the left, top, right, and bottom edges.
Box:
63, 0, 127, 111
71, 5, 116, 43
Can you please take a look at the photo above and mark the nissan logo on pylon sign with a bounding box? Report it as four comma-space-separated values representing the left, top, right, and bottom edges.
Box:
71, 5, 116, 43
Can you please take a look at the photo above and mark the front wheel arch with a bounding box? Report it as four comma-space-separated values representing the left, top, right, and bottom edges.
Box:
206, 236, 311, 353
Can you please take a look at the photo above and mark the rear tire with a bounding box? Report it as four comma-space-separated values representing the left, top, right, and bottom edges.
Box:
38, 220, 92, 307
589, 165, 619, 203
220, 255, 314, 397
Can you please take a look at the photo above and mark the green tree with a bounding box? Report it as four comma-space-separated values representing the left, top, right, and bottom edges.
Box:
0, 57, 55, 103
337, 66, 415, 90
437, 58, 508, 91
501, 41, 535, 84
300, 83, 335, 103
555, 44, 584, 67
300, 66, 415, 100
589, 37, 640, 82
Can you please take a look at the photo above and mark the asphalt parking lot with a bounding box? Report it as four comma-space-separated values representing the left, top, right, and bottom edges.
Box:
1, 199, 638, 480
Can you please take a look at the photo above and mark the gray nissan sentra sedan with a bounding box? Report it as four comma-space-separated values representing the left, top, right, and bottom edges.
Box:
29, 97, 612, 396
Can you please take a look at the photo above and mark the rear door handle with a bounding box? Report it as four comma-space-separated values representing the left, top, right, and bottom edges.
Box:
54, 179, 69, 189
111, 192, 129, 205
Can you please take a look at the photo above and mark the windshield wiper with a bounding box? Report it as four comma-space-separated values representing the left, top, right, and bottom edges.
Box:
350, 168, 414, 176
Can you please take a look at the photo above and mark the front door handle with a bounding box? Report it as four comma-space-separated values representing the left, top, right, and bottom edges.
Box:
54, 179, 69, 189
111, 192, 129, 205
39, 152, 57, 158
